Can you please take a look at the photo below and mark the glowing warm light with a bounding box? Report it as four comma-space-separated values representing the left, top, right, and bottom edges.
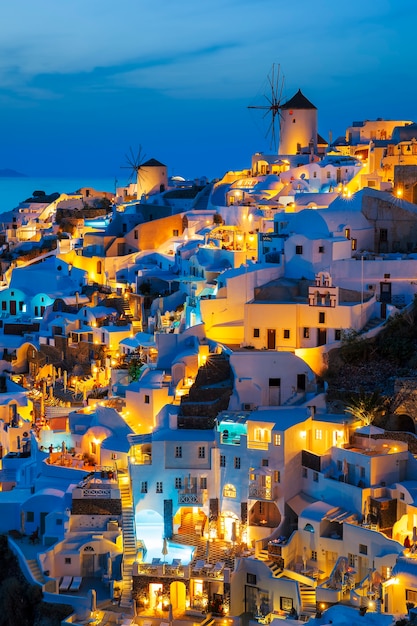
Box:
93, 437, 101, 445
396, 188, 403, 198
300, 431, 306, 439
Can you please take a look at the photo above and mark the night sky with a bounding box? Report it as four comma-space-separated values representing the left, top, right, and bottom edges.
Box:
1, 0, 416, 182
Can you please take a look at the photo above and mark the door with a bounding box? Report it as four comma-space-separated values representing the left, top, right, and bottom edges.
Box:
268, 378, 281, 405
267, 329, 276, 349
379, 281, 392, 303
297, 374, 306, 391
82, 552, 95, 577
40, 511, 47, 535
317, 328, 327, 346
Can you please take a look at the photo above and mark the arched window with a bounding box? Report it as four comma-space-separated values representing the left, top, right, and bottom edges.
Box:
304, 523, 314, 533
223, 484, 236, 498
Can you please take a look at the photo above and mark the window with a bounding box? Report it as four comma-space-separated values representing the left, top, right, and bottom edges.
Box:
335, 329, 342, 341
134, 230, 138, 239
253, 328, 260, 338
315, 429, 322, 440
326, 171, 331, 179
283, 329, 290, 339
318, 311, 325, 324
1, 301, 5, 311
304, 523, 314, 533
400, 492, 405, 500
175, 446, 182, 458
318, 246, 324, 253
173, 229, 179, 236
220, 455, 226, 467
303, 327, 310, 339
359, 544, 368, 555
274, 433, 281, 446
223, 484, 236, 498
345, 228, 351, 239
234, 457, 241, 469
311, 550, 317, 561
65, 557, 72, 564
360, 466, 365, 478
26, 511, 34, 522
141, 481, 148, 493
302, 467, 307, 478
247, 573, 257, 585
351, 238, 357, 251
280, 597, 293, 612
156, 482, 163, 493
56, 518, 63, 526
406, 590, 417, 603
198, 446, 205, 459
175, 477, 182, 489
313, 171, 317, 178
313, 471, 319, 482
348, 553, 356, 568
144, 395, 150, 404
262, 459, 269, 467
379, 228, 388, 242
295, 245, 303, 255
274, 471, 280, 483
200, 477, 207, 490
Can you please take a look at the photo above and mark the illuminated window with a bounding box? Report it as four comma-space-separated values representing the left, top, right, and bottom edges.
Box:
223, 484, 236, 498
315, 429, 322, 440
274, 433, 281, 446
351, 238, 357, 251
274, 471, 280, 483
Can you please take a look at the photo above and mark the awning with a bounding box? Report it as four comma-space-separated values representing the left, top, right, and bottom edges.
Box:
287, 493, 317, 516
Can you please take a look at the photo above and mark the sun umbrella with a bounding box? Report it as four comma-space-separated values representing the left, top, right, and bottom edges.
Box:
162, 537, 168, 563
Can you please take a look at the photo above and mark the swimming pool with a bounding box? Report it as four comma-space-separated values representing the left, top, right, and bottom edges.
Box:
135, 510, 196, 564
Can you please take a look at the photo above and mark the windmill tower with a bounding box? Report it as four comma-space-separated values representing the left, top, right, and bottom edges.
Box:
121, 147, 168, 199
279, 89, 318, 156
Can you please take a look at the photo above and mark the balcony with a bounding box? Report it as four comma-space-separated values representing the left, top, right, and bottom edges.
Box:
178, 489, 204, 505
248, 484, 277, 501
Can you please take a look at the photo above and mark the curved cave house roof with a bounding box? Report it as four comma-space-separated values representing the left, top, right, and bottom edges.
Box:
391, 122, 417, 143
281, 89, 317, 110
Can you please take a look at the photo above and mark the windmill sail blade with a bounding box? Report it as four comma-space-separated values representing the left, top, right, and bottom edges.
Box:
248, 63, 285, 153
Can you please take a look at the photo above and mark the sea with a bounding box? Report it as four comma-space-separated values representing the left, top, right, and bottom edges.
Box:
0, 176, 119, 215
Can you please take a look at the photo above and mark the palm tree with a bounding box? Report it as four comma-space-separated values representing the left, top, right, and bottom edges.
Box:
344, 389, 387, 426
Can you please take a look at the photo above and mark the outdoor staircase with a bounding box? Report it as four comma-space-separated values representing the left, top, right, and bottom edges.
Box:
119, 472, 136, 610
27, 558, 46, 586
299, 583, 317, 621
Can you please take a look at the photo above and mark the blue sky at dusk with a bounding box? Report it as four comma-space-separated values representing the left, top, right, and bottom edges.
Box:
1, 0, 416, 183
